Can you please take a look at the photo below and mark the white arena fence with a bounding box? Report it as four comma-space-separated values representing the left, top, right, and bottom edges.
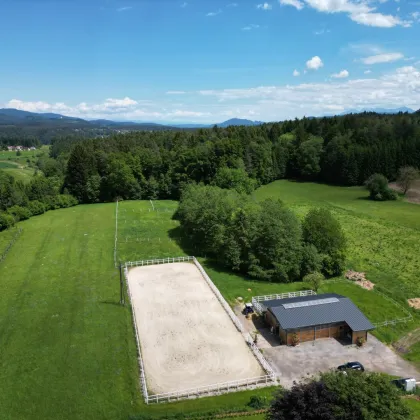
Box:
123, 256, 276, 404
147, 374, 274, 404
123, 265, 149, 402
252, 290, 316, 314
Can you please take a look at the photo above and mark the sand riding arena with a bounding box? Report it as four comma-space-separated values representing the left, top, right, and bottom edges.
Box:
124, 257, 275, 403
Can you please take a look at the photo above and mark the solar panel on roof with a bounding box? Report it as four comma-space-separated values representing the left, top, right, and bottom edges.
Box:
282, 297, 339, 309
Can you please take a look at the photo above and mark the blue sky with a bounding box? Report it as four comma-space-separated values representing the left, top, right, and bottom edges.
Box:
0, 0, 419, 122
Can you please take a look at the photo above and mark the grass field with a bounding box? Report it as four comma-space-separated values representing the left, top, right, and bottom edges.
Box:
0, 146, 48, 183
0, 227, 21, 257
0, 202, 277, 420
1, 180, 419, 419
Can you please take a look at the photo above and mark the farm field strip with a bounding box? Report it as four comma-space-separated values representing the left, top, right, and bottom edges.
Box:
0, 204, 140, 420
116, 200, 185, 263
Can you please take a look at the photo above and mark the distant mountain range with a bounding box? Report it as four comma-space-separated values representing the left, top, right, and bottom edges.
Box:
0, 107, 417, 132
172, 118, 263, 128
339, 106, 415, 115
0, 109, 264, 130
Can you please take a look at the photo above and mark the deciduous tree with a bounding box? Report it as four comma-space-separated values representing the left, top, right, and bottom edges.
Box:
397, 166, 419, 195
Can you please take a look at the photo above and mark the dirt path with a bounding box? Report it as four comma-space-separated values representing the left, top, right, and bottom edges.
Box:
389, 181, 420, 204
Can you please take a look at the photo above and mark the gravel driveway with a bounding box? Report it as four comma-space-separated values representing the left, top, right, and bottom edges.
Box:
263, 334, 420, 388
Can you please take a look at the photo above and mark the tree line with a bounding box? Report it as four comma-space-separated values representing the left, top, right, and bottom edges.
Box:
57, 112, 420, 203
0, 170, 77, 231
175, 183, 346, 282
1, 111, 419, 230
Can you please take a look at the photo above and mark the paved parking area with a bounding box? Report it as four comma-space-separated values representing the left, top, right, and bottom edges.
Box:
263, 335, 420, 388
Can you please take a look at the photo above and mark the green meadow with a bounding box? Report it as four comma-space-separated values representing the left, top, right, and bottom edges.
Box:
0, 180, 419, 419
0, 146, 48, 183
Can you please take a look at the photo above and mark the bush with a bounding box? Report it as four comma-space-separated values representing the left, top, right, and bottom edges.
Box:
303, 272, 324, 293
291, 333, 299, 347
44, 195, 78, 210
0, 212, 15, 231
365, 173, 397, 201
356, 336, 366, 347
27, 200, 46, 215
248, 394, 268, 409
7, 205, 32, 221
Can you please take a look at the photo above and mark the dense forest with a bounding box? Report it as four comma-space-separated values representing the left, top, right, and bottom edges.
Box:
1, 111, 419, 231
59, 111, 420, 202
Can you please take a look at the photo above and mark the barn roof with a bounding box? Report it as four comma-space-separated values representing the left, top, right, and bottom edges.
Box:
264, 293, 375, 332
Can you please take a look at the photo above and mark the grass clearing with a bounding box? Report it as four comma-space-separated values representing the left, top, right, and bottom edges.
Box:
117, 200, 184, 262
0, 202, 276, 420
0, 204, 140, 420
0, 146, 48, 183
1, 180, 419, 419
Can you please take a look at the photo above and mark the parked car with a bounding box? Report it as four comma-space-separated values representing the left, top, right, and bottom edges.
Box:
391, 378, 416, 392
337, 361, 365, 372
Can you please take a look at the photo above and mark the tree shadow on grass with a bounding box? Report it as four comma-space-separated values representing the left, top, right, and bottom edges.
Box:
168, 226, 198, 256
168, 226, 258, 283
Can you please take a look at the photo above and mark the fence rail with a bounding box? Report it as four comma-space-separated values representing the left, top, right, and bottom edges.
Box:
373, 317, 412, 328
0, 228, 23, 264
124, 255, 276, 404
147, 374, 274, 404
123, 265, 150, 402
114, 200, 119, 268
192, 258, 276, 379
124, 256, 194, 268
323, 279, 414, 329
252, 290, 316, 314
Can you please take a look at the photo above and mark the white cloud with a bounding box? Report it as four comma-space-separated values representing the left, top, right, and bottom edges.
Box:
281, 0, 410, 27
166, 91, 186, 95
314, 28, 330, 34
350, 12, 409, 27
412, 11, 420, 20
207, 9, 222, 16
257, 3, 273, 9
293, 69, 300, 76
117, 6, 132, 12
180, 2, 188, 8
364, 69, 372, 74
362, 52, 404, 64
242, 24, 260, 30
279, 0, 304, 10
196, 65, 420, 120
331, 69, 349, 78
169, 110, 211, 117
5, 98, 214, 122
7, 66, 420, 123
306, 56, 324, 70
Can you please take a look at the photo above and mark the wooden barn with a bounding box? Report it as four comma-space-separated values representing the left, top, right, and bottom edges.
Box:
264, 293, 375, 346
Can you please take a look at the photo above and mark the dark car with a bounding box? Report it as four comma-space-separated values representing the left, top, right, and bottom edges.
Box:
337, 361, 365, 372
